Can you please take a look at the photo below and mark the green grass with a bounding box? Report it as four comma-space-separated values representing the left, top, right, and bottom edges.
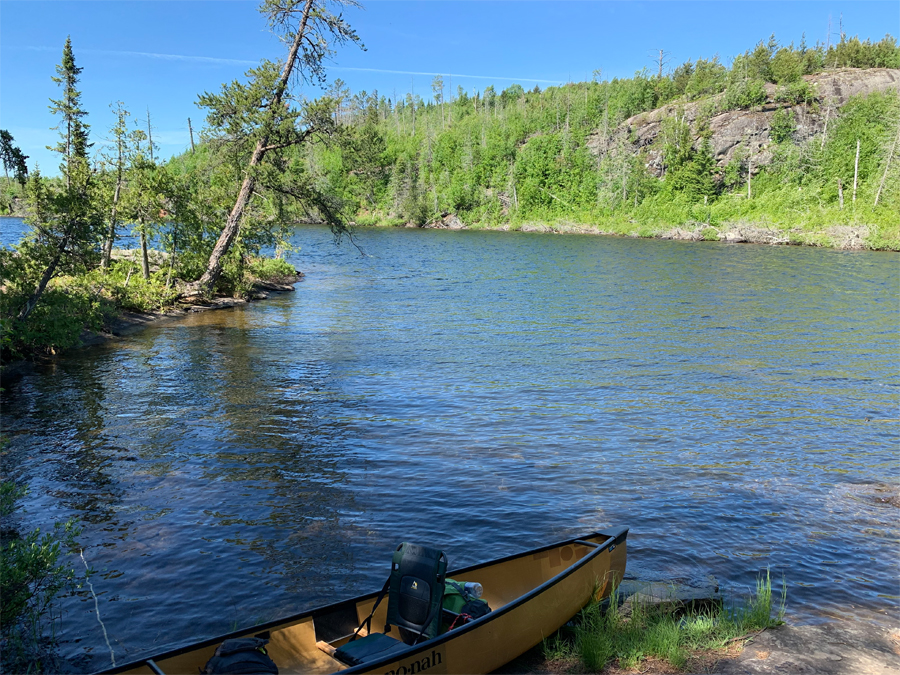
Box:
544, 571, 786, 673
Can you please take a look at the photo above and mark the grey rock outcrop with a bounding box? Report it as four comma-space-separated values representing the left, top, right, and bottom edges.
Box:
586, 68, 900, 176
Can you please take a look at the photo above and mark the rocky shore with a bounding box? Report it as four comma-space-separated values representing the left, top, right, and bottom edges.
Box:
366, 215, 886, 251
497, 578, 900, 675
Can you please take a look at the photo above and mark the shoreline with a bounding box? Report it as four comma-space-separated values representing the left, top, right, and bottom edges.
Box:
354, 216, 899, 252
0, 274, 303, 378
4, 214, 895, 252
500, 619, 900, 675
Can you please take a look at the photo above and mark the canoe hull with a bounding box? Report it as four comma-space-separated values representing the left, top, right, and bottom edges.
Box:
103, 529, 627, 675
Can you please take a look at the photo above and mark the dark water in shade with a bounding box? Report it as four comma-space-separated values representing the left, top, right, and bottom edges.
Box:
1, 226, 898, 672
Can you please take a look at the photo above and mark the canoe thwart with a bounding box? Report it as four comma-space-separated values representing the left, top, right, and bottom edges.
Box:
144, 660, 166, 675
316, 641, 338, 658
316, 626, 369, 658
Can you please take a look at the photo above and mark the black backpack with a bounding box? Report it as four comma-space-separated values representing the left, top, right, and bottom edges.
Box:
202, 637, 278, 674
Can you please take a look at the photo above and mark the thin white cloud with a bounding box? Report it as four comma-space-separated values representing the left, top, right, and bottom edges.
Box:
331, 66, 560, 85
151, 130, 191, 146
13, 45, 257, 66
11, 45, 560, 85
83, 48, 258, 67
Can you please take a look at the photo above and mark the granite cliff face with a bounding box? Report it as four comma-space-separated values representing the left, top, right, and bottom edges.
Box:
586, 68, 900, 175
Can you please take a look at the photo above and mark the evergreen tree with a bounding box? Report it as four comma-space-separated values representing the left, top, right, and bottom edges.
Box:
0, 130, 29, 188
12, 37, 101, 324
190, 0, 362, 296
47, 36, 91, 185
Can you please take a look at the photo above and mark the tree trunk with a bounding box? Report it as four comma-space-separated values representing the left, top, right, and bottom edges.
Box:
874, 122, 900, 208
837, 177, 844, 209
166, 229, 177, 289
101, 172, 122, 269
188, 117, 196, 153
147, 108, 154, 163
194, 0, 314, 296
16, 226, 73, 323
140, 224, 150, 280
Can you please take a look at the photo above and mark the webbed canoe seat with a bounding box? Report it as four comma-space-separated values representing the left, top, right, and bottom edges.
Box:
331, 543, 447, 666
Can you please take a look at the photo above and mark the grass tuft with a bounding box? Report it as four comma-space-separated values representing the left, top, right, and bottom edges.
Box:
544, 570, 787, 673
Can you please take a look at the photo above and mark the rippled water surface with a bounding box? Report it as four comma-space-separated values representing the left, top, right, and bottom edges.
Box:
2, 227, 898, 671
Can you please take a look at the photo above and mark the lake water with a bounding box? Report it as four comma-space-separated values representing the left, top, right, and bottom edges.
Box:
1, 225, 898, 672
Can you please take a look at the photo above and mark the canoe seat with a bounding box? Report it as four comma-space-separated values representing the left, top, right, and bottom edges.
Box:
332, 633, 410, 666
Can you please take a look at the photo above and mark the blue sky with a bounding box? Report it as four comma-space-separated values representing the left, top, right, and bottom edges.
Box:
1, 1, 897, 174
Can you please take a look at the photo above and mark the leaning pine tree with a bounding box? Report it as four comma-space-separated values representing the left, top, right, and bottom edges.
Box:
189, 0, 363, 297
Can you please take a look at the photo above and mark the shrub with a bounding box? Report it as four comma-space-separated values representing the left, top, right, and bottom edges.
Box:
247, 256, 297, 281
770, 47, 804, 84
770, 108, 796, 144
775, 80, 816, 105
0, 479, 83, 673
723, 79, 767, 110
0, 283, 109, 360
685, 57, 728, 99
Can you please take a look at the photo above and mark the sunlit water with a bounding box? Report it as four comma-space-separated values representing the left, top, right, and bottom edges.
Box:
1, 225, 898, 672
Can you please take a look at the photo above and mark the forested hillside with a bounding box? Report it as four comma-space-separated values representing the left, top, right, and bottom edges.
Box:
2, 29, 898, 361
285, 33, 900, 248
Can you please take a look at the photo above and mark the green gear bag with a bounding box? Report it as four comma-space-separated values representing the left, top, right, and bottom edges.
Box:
441, 579, 491, 632
442, 579, 470, 614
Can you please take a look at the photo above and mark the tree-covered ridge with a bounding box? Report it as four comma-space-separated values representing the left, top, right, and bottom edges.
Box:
1, 26, 898, 363
298, 33, 898, 247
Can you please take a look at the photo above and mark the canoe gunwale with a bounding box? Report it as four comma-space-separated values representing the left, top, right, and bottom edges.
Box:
97, 528, 628, 675
337, 527, 628, 674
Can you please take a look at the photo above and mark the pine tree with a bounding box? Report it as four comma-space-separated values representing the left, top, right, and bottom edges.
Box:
189, 0, 362, 297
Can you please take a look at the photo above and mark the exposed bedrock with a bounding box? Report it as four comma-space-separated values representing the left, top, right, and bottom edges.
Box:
586, 68, 900, 176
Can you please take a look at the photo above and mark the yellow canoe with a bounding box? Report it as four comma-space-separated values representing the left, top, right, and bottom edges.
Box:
102, 528, 627, 675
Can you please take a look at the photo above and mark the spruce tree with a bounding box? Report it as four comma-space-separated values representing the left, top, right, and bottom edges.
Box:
0, 130, 29, 188
47, 36, 91, 185
12, 37, 101, 324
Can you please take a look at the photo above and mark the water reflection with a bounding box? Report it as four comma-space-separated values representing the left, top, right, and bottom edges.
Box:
1, 228, 897, 671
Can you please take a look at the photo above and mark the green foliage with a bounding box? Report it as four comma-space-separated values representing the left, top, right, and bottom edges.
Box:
247, 256, 296, 280
544, 572, 786, 673
821, 90, 900, 203
684, 57, 727, 99
770, 46, 804, 84
729, 33, 898, 85
723, 146, 748, 190
723, 78, 768, 110
826, 34, 900, 69
0, 129, 29, 187
775, 80, 816, 106
770, 108, 796, 143
0, 270, 111, 359
0, 478, 83, 673
47, 36, 91, 170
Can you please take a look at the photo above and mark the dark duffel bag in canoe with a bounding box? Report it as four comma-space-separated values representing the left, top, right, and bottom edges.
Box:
202, 637, 278, 674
